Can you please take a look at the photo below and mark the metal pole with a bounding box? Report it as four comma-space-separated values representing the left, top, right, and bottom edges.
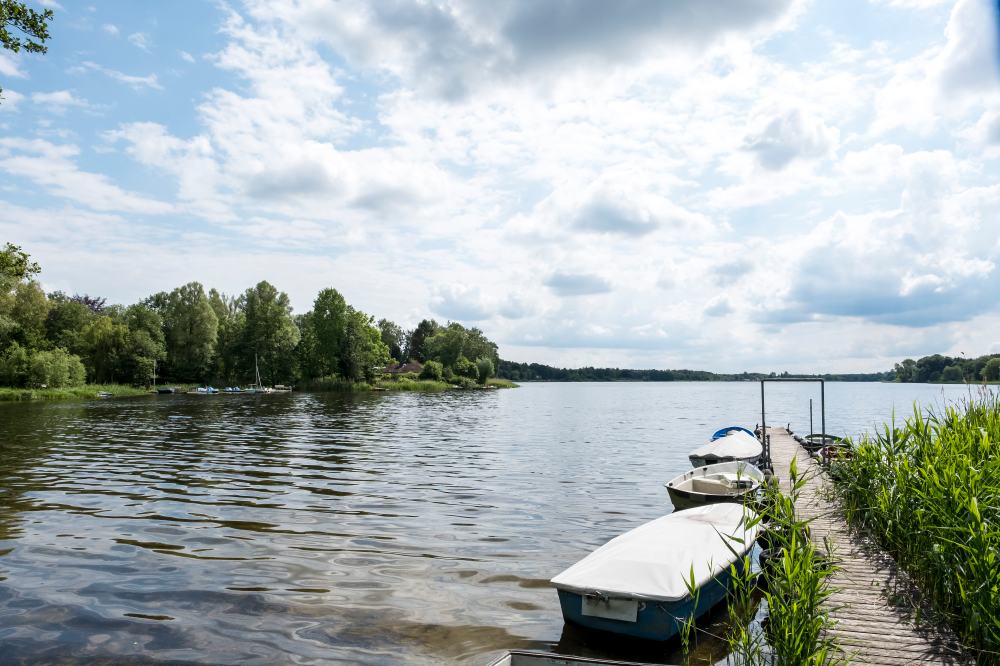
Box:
820, 380, 826, 442
810, 398, 813, 435
760, 380, 767, 463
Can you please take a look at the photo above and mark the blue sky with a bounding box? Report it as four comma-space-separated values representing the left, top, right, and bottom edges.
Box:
1, 0, 999, 372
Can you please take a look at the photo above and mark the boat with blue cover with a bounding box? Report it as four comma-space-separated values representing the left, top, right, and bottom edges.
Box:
710, 425, 756, 441
550, 503, 758, 642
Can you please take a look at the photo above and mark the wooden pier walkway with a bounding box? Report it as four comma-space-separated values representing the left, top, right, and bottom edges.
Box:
767, 427, 972, 665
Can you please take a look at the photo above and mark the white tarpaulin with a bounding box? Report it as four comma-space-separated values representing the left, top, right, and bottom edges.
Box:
688, 431, 762, 462
550, 504, 758, 602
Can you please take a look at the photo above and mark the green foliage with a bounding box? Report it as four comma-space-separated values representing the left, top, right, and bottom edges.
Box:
338, 306, 390, 383
834, 397, 1000, 663
0, 242, 40, 284
45, 292, 93, 355
405, 318, 439, 362
474, 356, 494, 384
208, 288, 245, 384
454, 355, 479, 381
242, 281, 299, 385
377, 318, 406, 362
160, 282, 218, 381
982, 358, 1000, 382
81, 315, 128, 383
940, 364, 964, 383
311, 288, 347, 377
0, 344, 84, 388
0, 1, 53, 97
419, 359, 443, 381
893, 352, 1000, 384
498, 359, 891, 382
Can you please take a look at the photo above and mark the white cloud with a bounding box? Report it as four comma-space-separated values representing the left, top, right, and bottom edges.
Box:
743, 108, 839, 170
0, 52, 25, 79
0, 89, 24, 111
179, 50, 195, 63
128, 32, 151, 51
102, 23, 119, 36
31, 90, 90, 111
0, 138, 172, 214
79, 61, 162, 90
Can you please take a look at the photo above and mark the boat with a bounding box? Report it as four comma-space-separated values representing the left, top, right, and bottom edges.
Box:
800, 433, 843, 453
188, 386, 218, 394
244, 353, 273, 394
273, 384, 293, 392
687, 431, 762, 467
550, 503, 758, 642
710, 426, 756, 441
665, 461, 764, 511
157, 387, 176, 394
486, 650, 656, 666
222, 386, 242, 393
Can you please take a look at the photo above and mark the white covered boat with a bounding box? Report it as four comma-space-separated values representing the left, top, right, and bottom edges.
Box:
486, 650, 655, 666
687, 431, 762, 468
665, 461, 764, 511
550, 503, 759, 641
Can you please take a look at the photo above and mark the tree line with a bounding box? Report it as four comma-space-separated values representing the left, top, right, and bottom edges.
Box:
892, 354, 1000, 384
0, 244, 499, 389
496, 362, 892, 382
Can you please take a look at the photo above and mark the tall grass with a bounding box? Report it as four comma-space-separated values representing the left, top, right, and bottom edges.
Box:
832, 394, 1000, 664
726, 460, 846, 665
0, 384, 149, 401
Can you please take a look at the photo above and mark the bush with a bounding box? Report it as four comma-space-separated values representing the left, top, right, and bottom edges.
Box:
0, 345, 85, 388
452, 376, 477, 389
454, 355, 479, 381
475, 356, 494, 384
419, 360, 443, 381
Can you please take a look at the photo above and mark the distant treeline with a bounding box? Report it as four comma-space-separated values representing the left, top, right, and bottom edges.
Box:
0, 244, 499, 389
497, 361, 893, 383
893, 354, 1000, 384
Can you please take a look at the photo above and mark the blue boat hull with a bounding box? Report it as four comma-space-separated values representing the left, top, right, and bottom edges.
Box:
556, 558, 744, 642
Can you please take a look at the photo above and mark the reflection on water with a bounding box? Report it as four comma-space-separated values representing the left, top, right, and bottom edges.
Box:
0, 382, 970, 664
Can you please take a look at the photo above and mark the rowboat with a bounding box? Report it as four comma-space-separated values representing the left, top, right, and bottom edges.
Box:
800, 433, 843, 452
550, 503, 758, 641
687, 431, 762, 467
665, 461, 764, 511
486, 650, 655, 666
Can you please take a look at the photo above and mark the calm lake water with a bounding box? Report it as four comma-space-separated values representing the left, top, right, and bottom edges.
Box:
0, 382, 978, 665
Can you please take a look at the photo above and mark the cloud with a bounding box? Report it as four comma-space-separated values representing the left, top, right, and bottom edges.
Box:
544, 272, 612, 296
743, 108, 838, 170
709, 258, 754, 286
0, 138, 172, 214
79, 61, 162, 90
102, 24, 119, 36
936, 0, 1000, 93
128, 32, 151, 51
179, 50, 195, 63
244, 0, 799, 99
0, 53, 25, 79
31, 90, 91, 111
704, 297, 733, 317
429, 284, 493, 321
572, 197, 659, 236
0, 89, 24, 111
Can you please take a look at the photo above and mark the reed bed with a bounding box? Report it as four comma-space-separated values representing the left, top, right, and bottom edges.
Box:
724, 460, 845, 665
832, 394, 1000, 664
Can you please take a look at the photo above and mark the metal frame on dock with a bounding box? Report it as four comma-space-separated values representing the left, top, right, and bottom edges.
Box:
758, 378, 825, 468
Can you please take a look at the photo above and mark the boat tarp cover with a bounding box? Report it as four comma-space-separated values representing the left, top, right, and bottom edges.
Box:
550, 504, 758, 602
688, 431, 761, 461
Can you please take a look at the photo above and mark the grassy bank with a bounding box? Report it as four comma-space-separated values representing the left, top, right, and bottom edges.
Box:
302, 375, 518, 392
0, 384, 151, 401
832, 395, 1000, 663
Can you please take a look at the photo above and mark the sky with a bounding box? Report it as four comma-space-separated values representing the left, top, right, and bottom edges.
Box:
1, 0, 999, 373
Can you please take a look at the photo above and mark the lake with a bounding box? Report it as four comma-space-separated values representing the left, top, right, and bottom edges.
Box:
0, 382, 977, 665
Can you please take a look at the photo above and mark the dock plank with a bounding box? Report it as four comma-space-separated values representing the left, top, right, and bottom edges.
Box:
766, 428, 972, 665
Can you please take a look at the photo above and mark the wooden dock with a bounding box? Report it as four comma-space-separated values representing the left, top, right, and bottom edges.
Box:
767, 427, 973, 665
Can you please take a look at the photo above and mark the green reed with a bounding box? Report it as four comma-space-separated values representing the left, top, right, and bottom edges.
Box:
833, 393, 999, 664
726, 459, 846, 665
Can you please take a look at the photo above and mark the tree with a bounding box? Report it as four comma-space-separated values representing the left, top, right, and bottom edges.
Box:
475, 356, 494, 384
311, 288, 347, 376
45, 292, 93, 357
423, 322, 467, 369
377, 318, 405, 362
1, 2, 54, 98
161, 282, 218, 381
339, 307, 390, 383
242, 281, 299, 385
419, 360, 443, 381
0, 242, 39, 285
940, 365, 964, 383
405, 319, 439, 362
120, 303, 166, 386
9, 280, 48, 349
208, 289, 245, 384
454, 355, 478, 381
295, 312, 323, 381
81, 315, 128, 383
982, 358, 1000, 382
